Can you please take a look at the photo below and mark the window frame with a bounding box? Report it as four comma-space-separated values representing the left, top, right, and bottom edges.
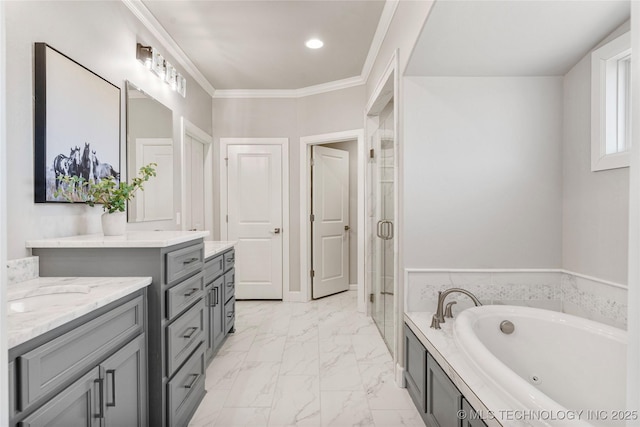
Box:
591, 31, 632, 172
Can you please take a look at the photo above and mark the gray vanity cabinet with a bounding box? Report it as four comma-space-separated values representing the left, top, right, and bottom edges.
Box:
404, 325, 427, 413
10, 292, 147, 427
34, 240, 208, 427
203, 248, 235, 362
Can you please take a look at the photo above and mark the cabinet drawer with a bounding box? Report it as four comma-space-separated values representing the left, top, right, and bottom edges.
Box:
166, 300, 204, 376
224, 297, 235, 333
223, 270, 235, 303
223, 249, 235, 272
166, 272, 204, 320
167, 345, 205, 427
18, 296, 144, 411
204, 254, 224, 282
166, 243, 204, 285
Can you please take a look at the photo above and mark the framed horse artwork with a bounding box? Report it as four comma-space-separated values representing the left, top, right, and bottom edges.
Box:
34, 43, 120, 203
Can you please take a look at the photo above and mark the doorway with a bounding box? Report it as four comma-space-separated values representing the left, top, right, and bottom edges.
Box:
300, 130, 366, 310
220, 138, 289, 300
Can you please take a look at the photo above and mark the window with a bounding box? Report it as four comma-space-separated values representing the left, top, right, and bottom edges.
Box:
591, 32, 631, 171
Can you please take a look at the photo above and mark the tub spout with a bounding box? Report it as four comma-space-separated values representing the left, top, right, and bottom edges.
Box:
431, 288, 482, 329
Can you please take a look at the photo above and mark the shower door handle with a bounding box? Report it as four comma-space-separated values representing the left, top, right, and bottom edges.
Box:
376, 220, 384, 238
380, 220, 393, 240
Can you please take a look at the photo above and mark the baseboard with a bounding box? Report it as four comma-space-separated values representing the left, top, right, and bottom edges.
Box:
395, 363, 405, 387
349, 283, 357, 291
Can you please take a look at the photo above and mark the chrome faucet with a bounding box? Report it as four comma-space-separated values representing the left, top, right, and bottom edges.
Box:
430, 288, 482, 329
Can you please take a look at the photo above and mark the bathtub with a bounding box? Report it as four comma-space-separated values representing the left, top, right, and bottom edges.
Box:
453, 305, 627, 426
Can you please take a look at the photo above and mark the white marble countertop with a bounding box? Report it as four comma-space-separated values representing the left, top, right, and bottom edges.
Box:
25, 230, 209, 248
405, 311, 536, 427
204, 241, 236, 260
8, 276, 151, 348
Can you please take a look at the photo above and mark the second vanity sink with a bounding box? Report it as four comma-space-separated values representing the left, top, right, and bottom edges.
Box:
9, 285, 91, 313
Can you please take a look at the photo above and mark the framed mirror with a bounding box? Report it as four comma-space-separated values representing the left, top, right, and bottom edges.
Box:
125, 81, 174, 223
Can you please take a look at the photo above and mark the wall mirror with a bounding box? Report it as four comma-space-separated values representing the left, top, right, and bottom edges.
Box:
125, 81, 174, 223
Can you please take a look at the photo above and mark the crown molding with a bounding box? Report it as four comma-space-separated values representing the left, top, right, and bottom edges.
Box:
121, 0, 216, 97
213, 75, 365, 99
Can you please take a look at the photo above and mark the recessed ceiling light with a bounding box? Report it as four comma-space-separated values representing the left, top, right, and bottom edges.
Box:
306, 39, 324, 49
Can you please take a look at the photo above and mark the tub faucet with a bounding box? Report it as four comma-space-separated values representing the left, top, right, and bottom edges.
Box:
430, 288, 482, 329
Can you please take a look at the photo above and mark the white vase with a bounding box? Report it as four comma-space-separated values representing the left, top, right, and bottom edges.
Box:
101, 211, 126, 236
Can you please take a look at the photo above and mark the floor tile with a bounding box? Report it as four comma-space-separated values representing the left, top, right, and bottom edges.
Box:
246, 334, 287, 362
280, 339, 319, 376
371, 409, 425, 427
268, 375, 321, 426
213, 407, 271, 426
358, 362, 415, 410
188, 389, 227, 426
204, 351, 247, 390
320, 390, 374, 427
225, 361, 281, 407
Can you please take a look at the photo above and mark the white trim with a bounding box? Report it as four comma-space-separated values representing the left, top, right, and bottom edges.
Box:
404, 268, 628, 290
180, 118, 214, 235
0, 1, 8, 422
395, 363, 405, 388
300, 130, 366, 311
219, 138, 290, 301
591, 31, 631, 172
349, 284, 358, 292
361, 0, 400, 84
121, 0, 216, 97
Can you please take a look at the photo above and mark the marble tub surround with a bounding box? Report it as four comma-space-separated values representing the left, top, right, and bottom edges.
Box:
204, 241, 236, 259
7, 276, 151, 348
405, 269, 627, 328
25, 230, 209, 248
7, 256, 39, 285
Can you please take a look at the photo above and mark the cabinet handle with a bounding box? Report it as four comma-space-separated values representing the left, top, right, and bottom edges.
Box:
184, 288, 199, 297
106, 369, 116, 407
183, 326, 198, 339
226, 256, 235, 263
95, 378, 104, 418
227, 312, 234, 318
183, 257, 199, 265
214, 287, 219, 305
184, 373, 199, 389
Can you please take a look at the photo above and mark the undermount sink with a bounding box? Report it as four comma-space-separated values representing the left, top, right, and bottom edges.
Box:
9, 285, 91, 313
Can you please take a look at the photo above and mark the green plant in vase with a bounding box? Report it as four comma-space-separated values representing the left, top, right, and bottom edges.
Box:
54, 163, 157, 235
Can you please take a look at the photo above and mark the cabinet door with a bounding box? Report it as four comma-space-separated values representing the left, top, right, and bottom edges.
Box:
102, 334, 147, 427
20, 367, 101, 427
461, 398, 488, 427
426, 353, 461, 427
212, 280, 225, 351
404, 325, 427, 414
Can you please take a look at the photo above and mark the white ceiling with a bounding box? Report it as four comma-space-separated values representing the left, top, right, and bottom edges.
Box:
406, 0, 631, 77
143, 0, 386, 90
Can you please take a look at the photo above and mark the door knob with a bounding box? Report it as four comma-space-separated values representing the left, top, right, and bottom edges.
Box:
273, 228, 281, 234
344, 225, 350, 231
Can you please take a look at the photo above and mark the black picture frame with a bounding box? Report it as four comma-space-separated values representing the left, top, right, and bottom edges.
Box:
34, 42, 121, 203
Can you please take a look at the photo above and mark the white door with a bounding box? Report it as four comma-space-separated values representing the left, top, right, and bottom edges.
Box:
311, 146, 349, 298
184, 135, 205, 231
135, 138, 173, 222
227, 144, 283, 299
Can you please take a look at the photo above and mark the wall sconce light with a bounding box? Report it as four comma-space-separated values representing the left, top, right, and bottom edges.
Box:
136, 43, 153, 69
135, 42, 186, 98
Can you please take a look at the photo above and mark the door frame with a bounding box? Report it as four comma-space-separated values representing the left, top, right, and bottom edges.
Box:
219, 137, 290, 300
0, 2, 8, 422
300, 129, 365, 311
180, 118, 213, 233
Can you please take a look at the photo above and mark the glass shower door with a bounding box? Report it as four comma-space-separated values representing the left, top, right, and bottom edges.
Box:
370, 99, 395, 353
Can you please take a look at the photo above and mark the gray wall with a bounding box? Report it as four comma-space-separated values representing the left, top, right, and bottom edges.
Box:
6, 1, 213, 259
562, 23, 630, 285
212, 85, 366, 293
403, 76, 564, 268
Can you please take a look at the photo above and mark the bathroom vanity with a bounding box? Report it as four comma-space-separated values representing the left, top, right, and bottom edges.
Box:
27, 231, 236, 427
7, 276, 151, 427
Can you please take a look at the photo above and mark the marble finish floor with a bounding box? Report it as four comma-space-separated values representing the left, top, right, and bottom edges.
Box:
189, 291, 425, 427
